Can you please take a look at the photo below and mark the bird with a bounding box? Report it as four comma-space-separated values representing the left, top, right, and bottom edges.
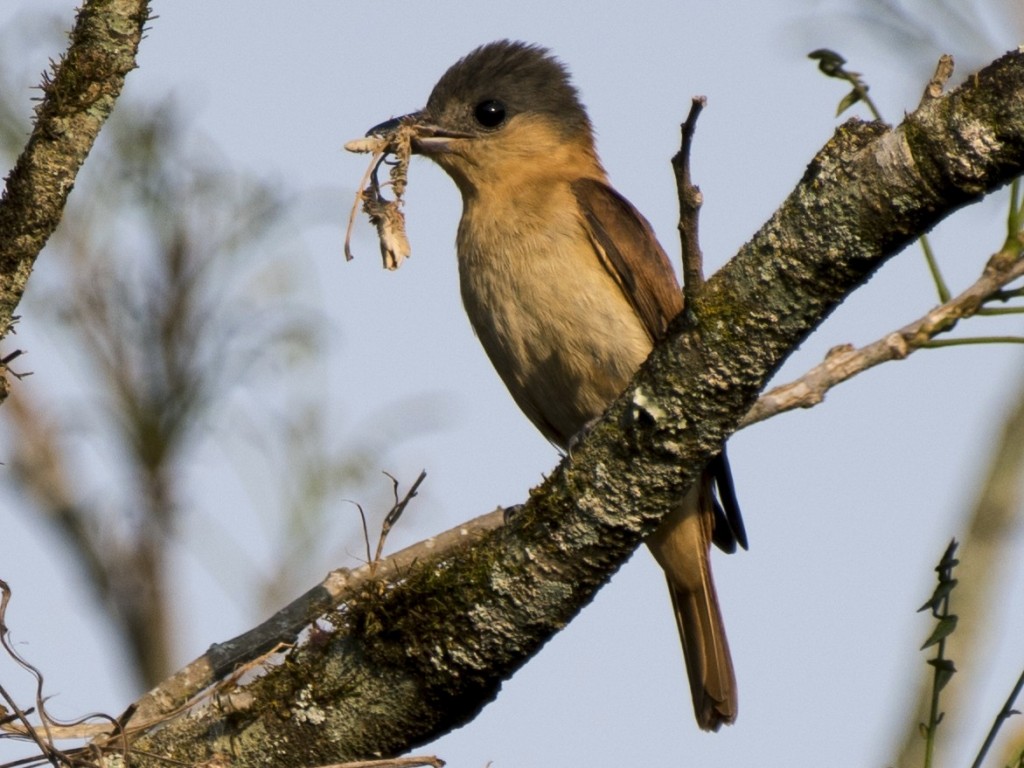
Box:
365, 40, 746, 731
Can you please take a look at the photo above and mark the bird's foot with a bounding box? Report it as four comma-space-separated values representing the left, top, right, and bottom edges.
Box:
566, 416, 601, 458
501, 504, 524, 524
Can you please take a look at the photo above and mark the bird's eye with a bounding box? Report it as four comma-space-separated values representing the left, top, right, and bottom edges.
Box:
473, 99, 507, 128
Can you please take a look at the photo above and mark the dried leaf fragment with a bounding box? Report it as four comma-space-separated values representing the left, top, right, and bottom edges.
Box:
344, 123, 415, 270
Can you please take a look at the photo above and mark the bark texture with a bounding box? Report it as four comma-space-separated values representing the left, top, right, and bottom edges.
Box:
0, 0, 150, 368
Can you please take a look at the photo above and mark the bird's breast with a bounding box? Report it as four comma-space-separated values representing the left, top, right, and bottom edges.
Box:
456, 187, 653, 447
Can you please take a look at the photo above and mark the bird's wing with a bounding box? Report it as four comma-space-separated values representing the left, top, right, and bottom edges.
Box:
573, 177, 746, 555
571, 177, 683, 341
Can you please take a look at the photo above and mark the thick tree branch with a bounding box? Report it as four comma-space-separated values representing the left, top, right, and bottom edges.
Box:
0, 0, 149, 370
124, 509, 507, 729
59, 49, 1024, 767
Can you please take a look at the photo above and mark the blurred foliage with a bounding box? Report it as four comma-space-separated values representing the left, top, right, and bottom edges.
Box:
843, 0, 1018, 65
0, 17, 439, 690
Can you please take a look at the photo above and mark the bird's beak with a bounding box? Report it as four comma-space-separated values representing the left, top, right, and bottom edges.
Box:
366, 111, 472, 155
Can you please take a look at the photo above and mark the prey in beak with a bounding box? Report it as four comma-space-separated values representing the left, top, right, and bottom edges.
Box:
343, 116, 419, 269
343, 109, 475, 270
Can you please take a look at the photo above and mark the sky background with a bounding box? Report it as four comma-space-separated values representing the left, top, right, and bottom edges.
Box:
1, 1, 1023, 767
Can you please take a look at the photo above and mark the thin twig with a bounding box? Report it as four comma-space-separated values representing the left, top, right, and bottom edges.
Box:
919, 233, 952, 303
1007, 179, 1023, 248
921, 336, 1024, 347
374, 470, 428, 565
671, 97, 707, 315
0, 584, 60, 768
740, 251, 1024, 429
970, 667, 1024, 768
343, 499, 373, 567
918, 540, 960, 768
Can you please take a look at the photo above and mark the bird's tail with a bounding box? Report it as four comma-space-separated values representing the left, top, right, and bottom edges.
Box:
646, 477, 737, 731
666, 564, 736, 730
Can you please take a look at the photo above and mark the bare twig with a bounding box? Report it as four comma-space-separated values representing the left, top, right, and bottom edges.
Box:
739, 250, 1024, 429
374, 470, 428, 565
671, 97, 707, 314
348, 500, 373, 567
970, 667, 1024, 768
0, 0, 150, 349
0, 582, 60, 765
0, 581, 126, 762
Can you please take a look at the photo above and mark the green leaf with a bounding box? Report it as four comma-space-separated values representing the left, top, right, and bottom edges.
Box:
836, 89, 862, 116
936, 539, 960, 573
927, 657, 957, 691
921, 615, 959, 649
918, 578, 958, 613
808, 48, 846, 77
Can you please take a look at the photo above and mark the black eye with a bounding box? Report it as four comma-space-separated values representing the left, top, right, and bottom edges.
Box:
473, 99, 507, 128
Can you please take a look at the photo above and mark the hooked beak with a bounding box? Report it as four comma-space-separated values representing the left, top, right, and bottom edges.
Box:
366, 111, 473, 155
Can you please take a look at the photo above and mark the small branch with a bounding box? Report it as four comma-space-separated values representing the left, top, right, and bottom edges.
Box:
740, 251, 1024, 429
921, 335, 1024, 347
375, 470, 428, 565
0, 0, 150, 352
671, 97, 707, 314
808, 48, 884, 120
125, 508, 506, 730
919, 232, 952, 303
970, 666, 1024, 768
918, 539, 960, 768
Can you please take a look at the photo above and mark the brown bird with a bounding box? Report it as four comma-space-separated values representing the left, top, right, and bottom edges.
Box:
367, 40, 746, 731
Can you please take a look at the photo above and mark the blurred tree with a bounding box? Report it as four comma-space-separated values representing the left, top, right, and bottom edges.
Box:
0, 93, 321, 687
0, 48, 431, 690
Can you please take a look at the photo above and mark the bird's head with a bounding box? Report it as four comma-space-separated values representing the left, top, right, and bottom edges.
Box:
366, 41, 601, 195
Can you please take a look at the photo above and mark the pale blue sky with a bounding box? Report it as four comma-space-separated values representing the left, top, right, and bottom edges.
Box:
1, 2, 1022, 766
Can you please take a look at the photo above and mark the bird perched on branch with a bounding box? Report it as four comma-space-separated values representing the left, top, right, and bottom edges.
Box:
365, 40, 746, 731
